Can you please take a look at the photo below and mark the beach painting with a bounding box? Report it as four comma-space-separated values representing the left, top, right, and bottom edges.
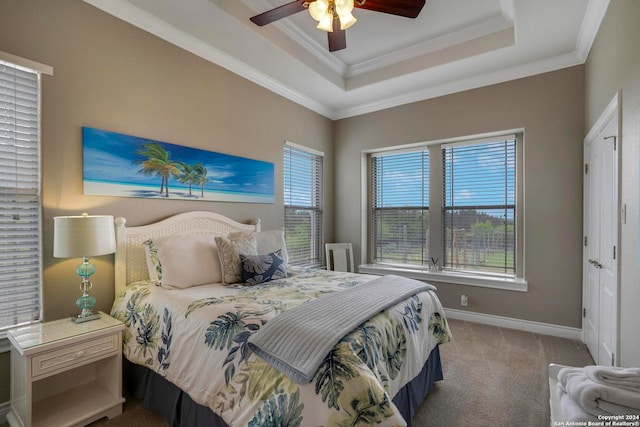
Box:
82, 127, 274, 203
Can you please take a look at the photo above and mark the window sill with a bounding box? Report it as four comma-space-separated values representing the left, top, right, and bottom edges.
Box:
358, 264, 528, 292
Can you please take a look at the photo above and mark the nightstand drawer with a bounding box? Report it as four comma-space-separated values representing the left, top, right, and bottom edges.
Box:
31, 334, 119, 378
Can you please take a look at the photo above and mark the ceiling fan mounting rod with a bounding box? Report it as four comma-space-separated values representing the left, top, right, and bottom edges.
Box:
303, 1, 334, 11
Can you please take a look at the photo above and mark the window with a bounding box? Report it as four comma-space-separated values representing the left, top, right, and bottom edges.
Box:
371, 148, 429, 266
284, 142, 323, 266
368, 133, 521, 280
0, 58, 42, 333
442, 137, 516, 275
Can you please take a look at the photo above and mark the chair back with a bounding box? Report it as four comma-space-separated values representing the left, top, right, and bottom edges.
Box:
325, 243, 354, 272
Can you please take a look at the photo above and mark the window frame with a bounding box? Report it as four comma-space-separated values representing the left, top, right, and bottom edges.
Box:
283, 141, 324, 267
0, 52, 50, 336
441, 136, 517, 276
370, 146, 430, 267
361, 131, 526, 291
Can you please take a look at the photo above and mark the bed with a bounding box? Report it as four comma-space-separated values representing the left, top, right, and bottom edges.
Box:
110, 211, 451, 427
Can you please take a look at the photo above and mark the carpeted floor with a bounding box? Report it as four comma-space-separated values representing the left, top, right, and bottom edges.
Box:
82, 318, 593, 426
414, 319, 594, 426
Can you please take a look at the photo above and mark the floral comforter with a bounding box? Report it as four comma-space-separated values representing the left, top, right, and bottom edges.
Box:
111, 267, 451, 427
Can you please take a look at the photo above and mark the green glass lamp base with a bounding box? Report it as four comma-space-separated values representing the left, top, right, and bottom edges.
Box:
72, 257, 100, 323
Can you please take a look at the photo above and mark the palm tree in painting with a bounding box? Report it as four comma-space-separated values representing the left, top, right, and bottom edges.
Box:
134, 142, 181, 197
177, 162, 199, 197
193, 163, 209, 198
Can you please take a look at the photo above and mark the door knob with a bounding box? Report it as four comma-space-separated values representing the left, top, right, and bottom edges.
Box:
588, 259, 603, 268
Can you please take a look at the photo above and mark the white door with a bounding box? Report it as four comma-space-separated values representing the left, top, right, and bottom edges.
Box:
583, 113, 618, 366
584, 139, 601, 359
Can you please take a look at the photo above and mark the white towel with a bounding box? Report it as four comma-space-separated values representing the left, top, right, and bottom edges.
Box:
584, 365, 640, 393
598, 400, 640, 416
557, 384, 598, 422
559, 368, 640, 417
558, 367, 583, 385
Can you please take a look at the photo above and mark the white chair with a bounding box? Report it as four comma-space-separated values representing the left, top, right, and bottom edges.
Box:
325, 243, 355, 272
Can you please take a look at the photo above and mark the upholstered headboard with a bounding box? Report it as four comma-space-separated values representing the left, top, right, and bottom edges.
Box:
114, 211, 261, 296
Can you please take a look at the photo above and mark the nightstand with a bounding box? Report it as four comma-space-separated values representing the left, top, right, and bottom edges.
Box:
6, 312, 125, 427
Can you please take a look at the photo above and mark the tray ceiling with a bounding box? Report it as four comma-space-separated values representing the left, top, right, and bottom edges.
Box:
84, 0, 609, 119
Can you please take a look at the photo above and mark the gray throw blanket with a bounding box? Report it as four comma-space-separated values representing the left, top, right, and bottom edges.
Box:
247, 274, 436, 384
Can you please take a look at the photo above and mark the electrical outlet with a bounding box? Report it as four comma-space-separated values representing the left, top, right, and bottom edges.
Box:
460, 294, 468, 307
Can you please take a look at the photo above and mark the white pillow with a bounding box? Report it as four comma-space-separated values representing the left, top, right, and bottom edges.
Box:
228, 229, 288, 266
143, 232, 222, 289
214, 236, 258, 284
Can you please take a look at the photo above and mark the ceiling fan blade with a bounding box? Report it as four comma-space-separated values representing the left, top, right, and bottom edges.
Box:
250, 0, 306, 26
328, 23, 346, 52
355, 0, 426, 19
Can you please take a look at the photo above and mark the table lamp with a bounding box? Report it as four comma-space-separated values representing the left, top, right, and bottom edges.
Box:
53, 213, 116, 323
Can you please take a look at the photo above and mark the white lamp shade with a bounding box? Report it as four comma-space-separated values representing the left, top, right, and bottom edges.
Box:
309, 0, 328, 21
317, 13, 334, 32
339, 12, 357, 30
53, 214, 116, 258
335, 0, 354, 15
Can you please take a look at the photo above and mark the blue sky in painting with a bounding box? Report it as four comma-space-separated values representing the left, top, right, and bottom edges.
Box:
82, 127, 274, 195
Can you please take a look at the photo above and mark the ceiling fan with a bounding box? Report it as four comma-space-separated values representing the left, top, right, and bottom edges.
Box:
250, 0, 426, 52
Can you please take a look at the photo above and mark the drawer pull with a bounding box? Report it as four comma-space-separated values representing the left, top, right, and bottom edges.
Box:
76, 350, 86, 358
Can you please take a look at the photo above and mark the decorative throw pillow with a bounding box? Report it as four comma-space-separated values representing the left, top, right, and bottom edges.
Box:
228, 229, 289, 266
142, 232, 222, 288
240, 249, 287, 286
215, 236, 257, 284
142, 239, 162, 283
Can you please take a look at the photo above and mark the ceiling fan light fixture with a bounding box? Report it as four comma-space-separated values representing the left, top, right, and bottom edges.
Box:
251, 0, 426, 52
309, 0, 329, 21
316, 13, 334, 32
338, 12, 357, 30
335, 0, 354, 15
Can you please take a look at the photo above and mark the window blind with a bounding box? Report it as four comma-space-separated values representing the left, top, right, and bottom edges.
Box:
0, 60, 42, 333
284, 143, 323, 266
442, 136, 516, 274
370, 149, 429, 266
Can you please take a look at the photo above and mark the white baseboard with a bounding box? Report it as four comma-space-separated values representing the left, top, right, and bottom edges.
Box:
445, 308, 583, 341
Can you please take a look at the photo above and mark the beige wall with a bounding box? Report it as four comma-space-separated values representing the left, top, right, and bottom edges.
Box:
334, 66, 586, 327
0, 0, 334, 322
585, 0, 640, 367
1, 0, 638, 411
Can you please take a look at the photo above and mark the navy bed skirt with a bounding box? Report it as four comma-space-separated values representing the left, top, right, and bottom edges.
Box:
124, 345, 443, 427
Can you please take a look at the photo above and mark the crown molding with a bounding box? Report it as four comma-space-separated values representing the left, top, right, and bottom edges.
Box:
334, 51, 584, 119
575, 0, 610, 61
345, 15, 513, 79
85, 0, 608, 121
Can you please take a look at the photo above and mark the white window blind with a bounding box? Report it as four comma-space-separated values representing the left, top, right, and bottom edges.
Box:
442, 136, 516, 275
0, 60, 42, 333
284, 143, 323, 266
370, 149, 429, 266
